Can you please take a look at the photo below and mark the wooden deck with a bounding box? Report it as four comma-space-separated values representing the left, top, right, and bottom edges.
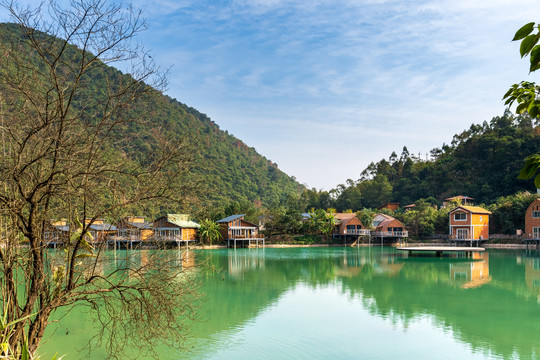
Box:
397, 246, 485, 257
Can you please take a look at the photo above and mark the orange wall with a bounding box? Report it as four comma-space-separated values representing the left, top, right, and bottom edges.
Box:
449, 210, 489, 240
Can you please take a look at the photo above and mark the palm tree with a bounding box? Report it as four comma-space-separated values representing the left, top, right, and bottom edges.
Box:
198, 219, 222, 245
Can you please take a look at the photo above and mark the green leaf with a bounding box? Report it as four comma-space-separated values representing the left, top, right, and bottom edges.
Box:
529, 104, 539, 118
516, 102, 529, 114
535, 174, 540, 188
520, 33, 540, 57
513, 22, 535, 41
518, 154, 540, 179
21, 339, 29, 360
530, 46, 540, 72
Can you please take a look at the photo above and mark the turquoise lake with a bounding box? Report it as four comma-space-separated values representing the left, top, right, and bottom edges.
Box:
38, 247, 540, 359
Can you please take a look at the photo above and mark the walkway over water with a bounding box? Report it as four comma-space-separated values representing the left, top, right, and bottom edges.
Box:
397, 246, 485, 256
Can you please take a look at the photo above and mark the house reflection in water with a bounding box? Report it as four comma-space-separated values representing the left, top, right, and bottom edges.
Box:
228, 249, 265, 278
449, 252, 491, 289
337, 249, 403, 277
524, 257, 540, 300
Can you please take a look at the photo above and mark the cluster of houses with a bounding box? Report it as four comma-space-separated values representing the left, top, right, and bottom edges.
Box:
43, 214, 265, 248
42, 195, 540, 248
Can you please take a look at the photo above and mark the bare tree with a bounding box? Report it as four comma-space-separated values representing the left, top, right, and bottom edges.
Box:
0, 0, 200, 358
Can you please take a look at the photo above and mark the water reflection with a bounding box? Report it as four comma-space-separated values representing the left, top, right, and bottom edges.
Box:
449, 252, 491, 289
40, 247, 540, 360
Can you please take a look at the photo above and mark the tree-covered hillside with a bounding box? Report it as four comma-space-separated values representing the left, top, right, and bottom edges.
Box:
0, 22, 303, 216
298, 111, 539, 211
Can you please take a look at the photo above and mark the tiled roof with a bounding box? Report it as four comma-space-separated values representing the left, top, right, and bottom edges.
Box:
334, 213, 357, 220
88, 223, 116, 231
217, 214, 245, 223
128, 221, 153, 229
450, 206, 492, 215
164, 214, 200, 229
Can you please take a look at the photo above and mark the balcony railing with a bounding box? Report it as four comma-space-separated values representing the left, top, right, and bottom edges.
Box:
372, 231, 408, 237
449, 234, 476, 241
345, 229, 371, 235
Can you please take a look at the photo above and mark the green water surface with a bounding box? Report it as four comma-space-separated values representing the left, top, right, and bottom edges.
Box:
38, 247, 540, 359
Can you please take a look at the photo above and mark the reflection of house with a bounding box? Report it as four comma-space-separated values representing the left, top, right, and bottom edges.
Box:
449, 252, 491, 289
443, 195, 474, 207
524, 198, 540, 241
217, 214, 264, 247
153, 214, 200, 242
43, 220, 70, 247
525, 257, 540, 297
116, 216, 153, 241
377, 202, 400, 211
449, 206, 491, 244
333, 213, 369, 239
85, 219, 116, 243
372, 214, 408, 239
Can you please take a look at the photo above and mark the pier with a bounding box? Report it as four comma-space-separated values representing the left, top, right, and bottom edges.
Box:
397, 246, 485, 257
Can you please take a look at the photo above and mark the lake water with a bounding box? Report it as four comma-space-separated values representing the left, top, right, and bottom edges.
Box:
39, 247, 540, 359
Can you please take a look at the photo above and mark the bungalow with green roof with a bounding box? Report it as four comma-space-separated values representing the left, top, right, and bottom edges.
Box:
153, 214, 200, 243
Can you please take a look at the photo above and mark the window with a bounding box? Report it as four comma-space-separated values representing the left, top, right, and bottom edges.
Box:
533, 211, 540, 218
534, 227, 540, 239
454, 213, 467, 221
456, 228, 469, 239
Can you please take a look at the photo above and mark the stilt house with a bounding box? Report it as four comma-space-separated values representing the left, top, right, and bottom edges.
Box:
116, 216, 153, 241
153, 214, 200, 242
448, 205, 491, 243
85, 219, 116, 243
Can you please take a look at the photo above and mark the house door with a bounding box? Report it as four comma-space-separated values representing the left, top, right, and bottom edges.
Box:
456, 228, 469, 239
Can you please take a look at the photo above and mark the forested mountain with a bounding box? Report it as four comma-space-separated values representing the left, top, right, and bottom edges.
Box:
0, 22, 303, 217
300, 112, 540, 211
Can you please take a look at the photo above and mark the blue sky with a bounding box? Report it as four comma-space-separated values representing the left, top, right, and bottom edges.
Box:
3, 1, 540, 189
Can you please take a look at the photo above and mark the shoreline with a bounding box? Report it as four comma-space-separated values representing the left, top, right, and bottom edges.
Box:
192, 242, 532, 250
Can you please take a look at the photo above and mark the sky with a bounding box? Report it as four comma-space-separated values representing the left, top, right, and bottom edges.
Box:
2, 0, 540, 190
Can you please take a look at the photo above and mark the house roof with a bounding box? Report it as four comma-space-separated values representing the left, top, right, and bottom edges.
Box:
334, 213, 357, 221
340, 216, 362, 227
88, 223, 116, 231
449, 205, 492, 215
157, 214, 200, 228
128, 221, 153, 229
377, 218, 402, 229
217, 214, 245, 223
54, 225, 70, 232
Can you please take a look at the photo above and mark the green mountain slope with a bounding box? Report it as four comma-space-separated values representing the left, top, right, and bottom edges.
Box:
303, 112, 540, 211
0, 22, 303, 216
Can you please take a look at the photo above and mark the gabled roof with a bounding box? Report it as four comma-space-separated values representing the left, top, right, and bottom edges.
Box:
334, 213, 356, 221
128, 221, 153, 229
88, 223, 116, 231
376, 217, 403, 229
341, 216, 362, 227
217, 214, 245, 223
449, 205, 491, 215
157, 214, 200, 228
